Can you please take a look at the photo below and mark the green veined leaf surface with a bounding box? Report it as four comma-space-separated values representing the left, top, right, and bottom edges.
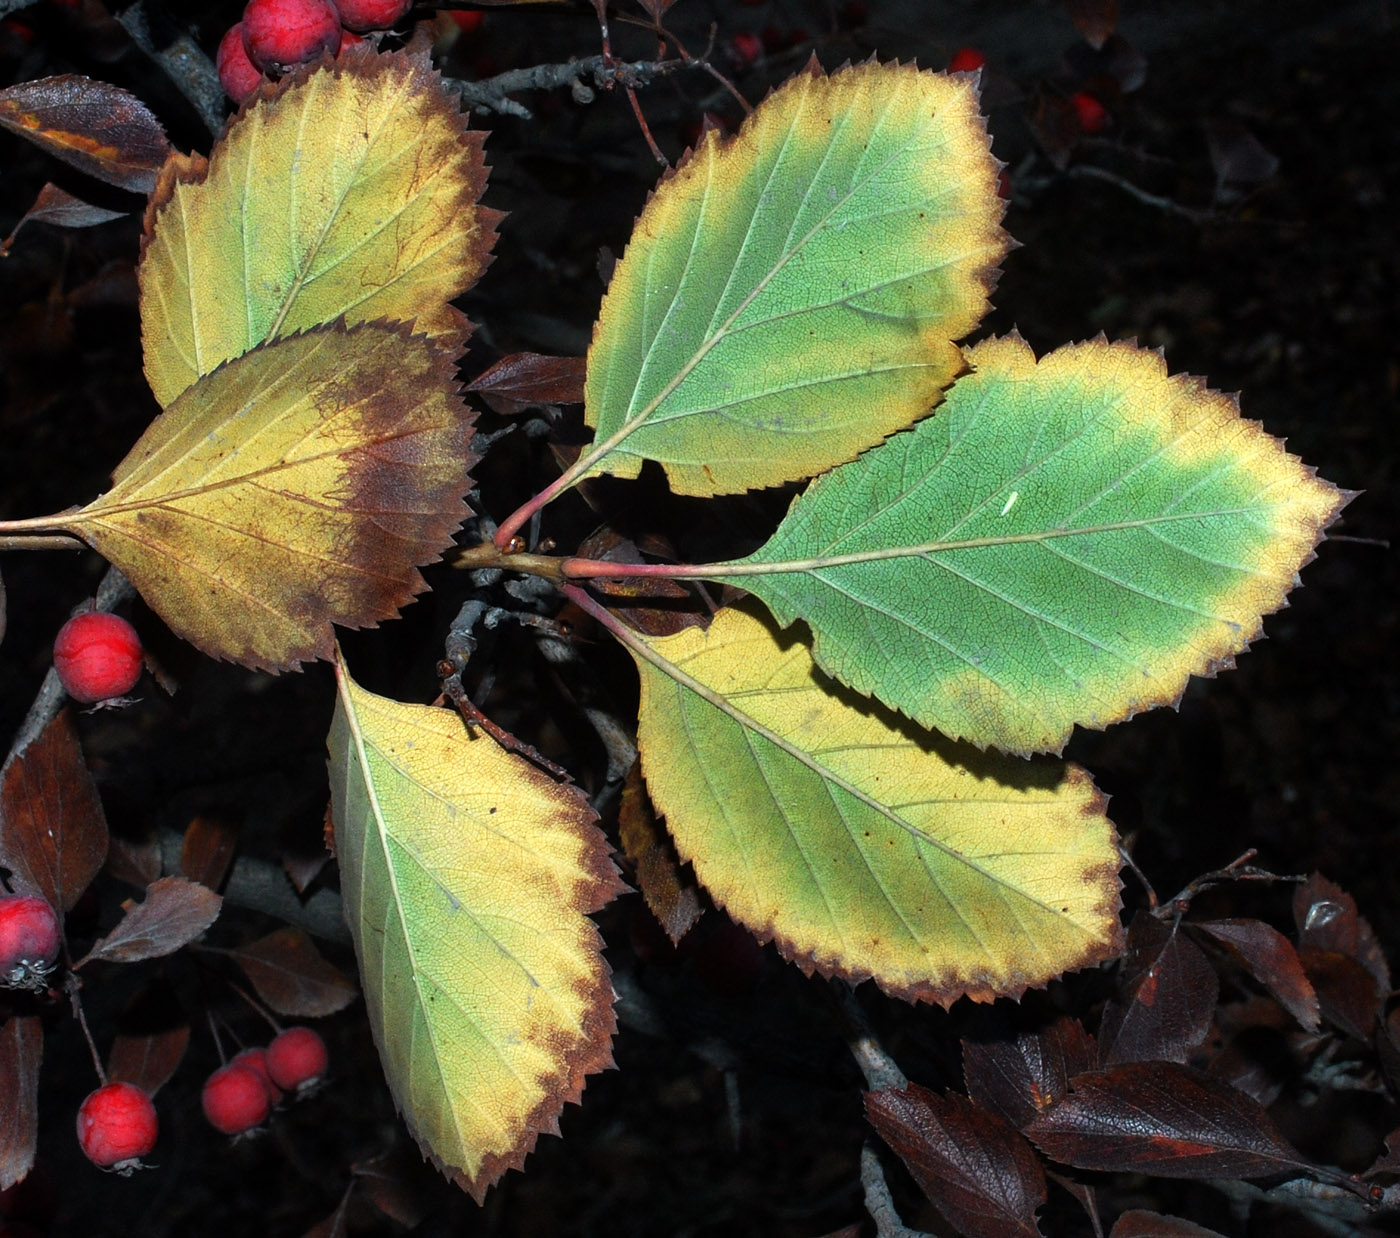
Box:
716, 335, 1346, 754
580, 60, 1008, 496
140, 48, 498, 407
59, 323, 471, 672
328, 654, 624, 1201
624, 605, 1121, 1005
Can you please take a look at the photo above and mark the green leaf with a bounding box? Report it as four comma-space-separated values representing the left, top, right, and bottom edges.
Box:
623, 605, 1122, 1005
580, 60, 1008, 496
327, 653, 624, 1200
139, 48, 499, 408
713, 335, 1346, 754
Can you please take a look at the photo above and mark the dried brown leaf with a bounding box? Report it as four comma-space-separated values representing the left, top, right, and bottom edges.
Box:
79, 876, 221, 965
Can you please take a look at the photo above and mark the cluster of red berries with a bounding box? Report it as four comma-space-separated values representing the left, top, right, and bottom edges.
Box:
72, 1027, 329, 1173
201, 1026, 329, 1134
217, 0, 428, 104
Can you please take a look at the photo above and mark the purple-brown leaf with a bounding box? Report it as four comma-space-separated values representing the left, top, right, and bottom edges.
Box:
1110, 1210, 1227, 1237
0, 75, 171, 193
0, 182, 126, 256
0, 1012, 41, 1191
1099, 913, 1218, 1066
107, 1024, 190, 1098
1064, 0, 1118, 49
179, 813, 239, 891
865, 1084, 1047, 1238
1294, 872, 1390, 992
466, 352, 585, 414
1299, 947, 1383, 1042
0, 709, 108, 912
963, 1013, 1097, 1130
1193, 918, 1320, 1032
78, 876, 220, 965
1027, 1061, 1313, 1180
227, 926, 358, 1017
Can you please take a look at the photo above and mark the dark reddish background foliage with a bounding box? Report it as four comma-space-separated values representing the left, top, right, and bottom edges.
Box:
1, 1, 1397, 1235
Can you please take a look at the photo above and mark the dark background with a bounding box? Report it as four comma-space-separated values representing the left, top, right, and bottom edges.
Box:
1, 0, 1396, 1234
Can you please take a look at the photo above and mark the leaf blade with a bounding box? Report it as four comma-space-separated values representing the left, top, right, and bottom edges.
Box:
624, 605, 1122, 1004
62, 323, 473, 672
139, 50, 498, 407
581, 60, 1008, 495
328, 656, 623, 1201
723, 335, 1346, 753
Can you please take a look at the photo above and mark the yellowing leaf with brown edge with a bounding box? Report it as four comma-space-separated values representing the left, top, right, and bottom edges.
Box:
328, 651, 623, 1202
140, 47, 499, 408
55, 322, 472, 671
621, 605, 1121, 1005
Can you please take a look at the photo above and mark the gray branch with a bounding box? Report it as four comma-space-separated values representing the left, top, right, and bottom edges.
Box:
116, 2, 226, 136
448, 54, 688, 119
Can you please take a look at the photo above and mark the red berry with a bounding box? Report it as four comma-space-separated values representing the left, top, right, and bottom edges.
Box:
337, 0, 409, 31
0, 894, 61, 990
1071, 90, 1108, 134
53, 612, 143, 704
201, 1062, 272, 1134
241, 0, 341, 75
233, 1047, 285, 1104
265, 1026, 328, 1091
76, 1083, 158, 1171
730, 32, 761, 67
948, 46, 986, 73
217, 23, 264, 104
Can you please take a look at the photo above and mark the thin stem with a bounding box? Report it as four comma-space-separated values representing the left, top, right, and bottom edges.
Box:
67, 976, 108, 1086
0, 533, 86, 551
452, 540, 567, 580
492, 463, 596, 550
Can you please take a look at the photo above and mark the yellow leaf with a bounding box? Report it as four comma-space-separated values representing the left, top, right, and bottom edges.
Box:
140, 48, 499, 407
626, 606, 1122, 1004
59, 322, 472, 671
329, 653, 623, 1200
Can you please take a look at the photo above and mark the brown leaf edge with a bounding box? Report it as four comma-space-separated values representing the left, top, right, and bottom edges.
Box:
77, 875, 221, 966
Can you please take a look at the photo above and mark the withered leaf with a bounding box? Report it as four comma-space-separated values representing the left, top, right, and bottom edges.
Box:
1098, 913, 1218, 1067
0, 709, 108, 912
1028, 1061, 1314, 1179
79, 876, 221, 966
227, 926, 358, 1018
865, 1084, 1047, 1238
0, 75, 171, 192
